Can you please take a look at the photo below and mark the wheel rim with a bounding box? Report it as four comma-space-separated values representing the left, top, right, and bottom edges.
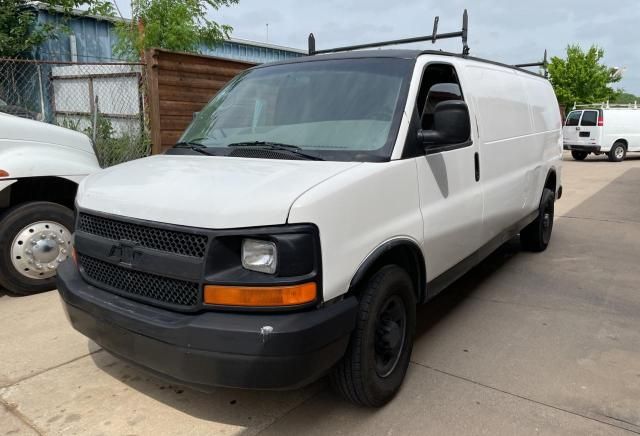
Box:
615, 146, 624, 159
10, 221, 72, 280
374, 295, 407, 378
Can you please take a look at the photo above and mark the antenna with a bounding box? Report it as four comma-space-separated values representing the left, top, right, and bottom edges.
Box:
308, 9, 471, 56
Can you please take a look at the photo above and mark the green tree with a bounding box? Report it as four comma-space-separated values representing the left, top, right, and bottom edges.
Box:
0, 0, 114, 58
114, 0, 238, 60
548, 45, 622, 107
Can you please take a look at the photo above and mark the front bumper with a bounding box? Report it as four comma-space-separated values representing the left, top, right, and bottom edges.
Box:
57, 261, 357, 390
563, 144, 601, 153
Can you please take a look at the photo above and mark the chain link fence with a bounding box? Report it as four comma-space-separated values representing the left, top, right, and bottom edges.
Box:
0, 58, 151, 167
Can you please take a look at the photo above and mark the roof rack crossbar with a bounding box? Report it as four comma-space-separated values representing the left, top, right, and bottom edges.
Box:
572, 101, 640, 110
514, 50, 549, 77
308, 10, 470, 56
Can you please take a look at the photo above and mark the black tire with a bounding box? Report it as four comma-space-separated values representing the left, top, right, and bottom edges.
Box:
608, 142, 626, 162
520, 188, 555, 252
571, 150, 588, 161
330, 265, 416, 407
0, 202, 74, 295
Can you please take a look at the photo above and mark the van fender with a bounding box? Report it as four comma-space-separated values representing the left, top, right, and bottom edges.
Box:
349, 237, 427, 303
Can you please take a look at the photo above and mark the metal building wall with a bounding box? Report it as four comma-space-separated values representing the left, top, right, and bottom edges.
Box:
202, 41, 305, 64
34, 10, 305, 64
35, 11, 119, 62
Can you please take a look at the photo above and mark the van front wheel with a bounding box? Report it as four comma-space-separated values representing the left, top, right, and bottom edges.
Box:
330, 265, 416, 407
608, 142, 626, 162
520, 188, 555, 252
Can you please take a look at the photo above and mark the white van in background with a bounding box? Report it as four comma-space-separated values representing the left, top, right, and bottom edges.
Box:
0, 113, 100, 295
563, 104, 640, 161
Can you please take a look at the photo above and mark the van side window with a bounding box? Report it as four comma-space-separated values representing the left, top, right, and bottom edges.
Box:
580, 110, 598, 126
415, 64, 465, 131
565, 111, 581, 126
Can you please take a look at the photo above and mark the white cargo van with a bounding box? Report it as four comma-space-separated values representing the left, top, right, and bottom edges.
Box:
563, 104, 640, 161
58, 14, 563, 407
0, 113, 100, 294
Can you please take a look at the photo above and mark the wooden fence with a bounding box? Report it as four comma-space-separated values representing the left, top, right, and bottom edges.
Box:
144, 48, 257, 155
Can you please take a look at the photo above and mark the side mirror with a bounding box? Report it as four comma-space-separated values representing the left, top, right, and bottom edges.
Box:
418, 100, 471, 149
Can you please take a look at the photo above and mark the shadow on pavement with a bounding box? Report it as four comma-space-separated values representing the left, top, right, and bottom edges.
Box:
563, 154, 640, 162
415, 239, 520, 337
89, 345, 323, 427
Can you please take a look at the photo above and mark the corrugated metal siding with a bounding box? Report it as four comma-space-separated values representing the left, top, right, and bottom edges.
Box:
202, 41, 304, 64
34, 10, 304, 64
36, 12, 119, 62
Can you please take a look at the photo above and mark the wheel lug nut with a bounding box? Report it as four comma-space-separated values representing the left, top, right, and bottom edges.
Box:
26, 249, 32, 255
61, 249, 67, 254
31, 240, 37, 246
40, 234, 46, 239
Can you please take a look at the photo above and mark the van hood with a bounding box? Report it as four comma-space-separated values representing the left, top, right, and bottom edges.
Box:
77, 155, 361, 229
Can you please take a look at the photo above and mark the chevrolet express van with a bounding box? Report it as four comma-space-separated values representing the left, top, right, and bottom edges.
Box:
0, 113, 100, 294
58, 43, 562, 406
564, 105, 640, 162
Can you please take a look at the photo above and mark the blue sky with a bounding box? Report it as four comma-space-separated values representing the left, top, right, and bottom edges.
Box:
114, 0, 640, 95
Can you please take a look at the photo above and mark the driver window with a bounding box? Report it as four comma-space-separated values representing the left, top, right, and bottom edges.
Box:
416, 64, 464, 130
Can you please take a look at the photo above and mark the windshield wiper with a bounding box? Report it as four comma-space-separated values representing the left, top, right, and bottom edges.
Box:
227, 141, 324, 161
173, 140, 218, 156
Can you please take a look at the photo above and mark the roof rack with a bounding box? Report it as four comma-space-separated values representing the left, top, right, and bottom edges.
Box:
514, 50, 549, 78
572, 101, 639, 110
308, 10, 470, 56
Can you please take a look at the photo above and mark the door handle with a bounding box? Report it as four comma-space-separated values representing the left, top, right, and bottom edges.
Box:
474, 152, 480, 182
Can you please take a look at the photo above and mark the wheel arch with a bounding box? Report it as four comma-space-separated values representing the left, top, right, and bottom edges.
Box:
0, 176, 78, 214
613, 139, 628, 149
543, 168, 557, 195
349, 238, 426, 304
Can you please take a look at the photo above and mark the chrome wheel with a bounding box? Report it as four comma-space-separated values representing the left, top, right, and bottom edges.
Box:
615, 146, 625, 160
10, 221, 72, 280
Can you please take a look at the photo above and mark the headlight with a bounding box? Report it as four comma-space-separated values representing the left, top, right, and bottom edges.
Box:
242, 239, 277, 274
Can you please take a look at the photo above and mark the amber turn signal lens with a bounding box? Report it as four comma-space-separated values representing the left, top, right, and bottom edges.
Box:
0, 170, 9, 177
71, 247, 78, 265
204, 282, 317, 307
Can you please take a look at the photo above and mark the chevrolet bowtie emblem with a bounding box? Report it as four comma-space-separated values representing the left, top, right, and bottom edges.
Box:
109, 241, 141, 266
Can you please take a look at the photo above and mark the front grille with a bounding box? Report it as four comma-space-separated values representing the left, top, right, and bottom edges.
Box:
79, 254, 200, 308
78, 213, 208, 258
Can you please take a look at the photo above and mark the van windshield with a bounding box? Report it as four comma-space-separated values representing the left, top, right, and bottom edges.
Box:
178, 58, 413, 162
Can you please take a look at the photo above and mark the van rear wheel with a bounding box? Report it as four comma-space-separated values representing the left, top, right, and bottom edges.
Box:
608, 142, 626, 162
571, 151, 588, 161
330, 265, 416, 407
521, 188, 555, 252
